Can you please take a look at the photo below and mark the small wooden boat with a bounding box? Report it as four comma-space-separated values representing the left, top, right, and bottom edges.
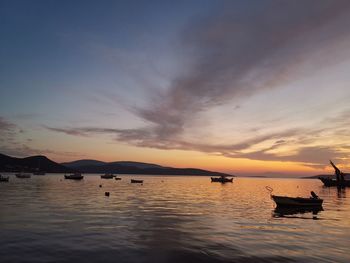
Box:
15, 173, 31, 178
115, 177, 121, 180
101, 173, 114, 179
131, 179, 143, 184
64, 173, 84, 180
271, 193, 323, 208
211, 177, 233, 183
0, 175, 9, 182
266, 187, 323, 208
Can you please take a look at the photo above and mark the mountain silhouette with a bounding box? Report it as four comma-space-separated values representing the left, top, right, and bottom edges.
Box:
62, 159, 233, 176
0, 153, 74, 173
0, 153, 233, 176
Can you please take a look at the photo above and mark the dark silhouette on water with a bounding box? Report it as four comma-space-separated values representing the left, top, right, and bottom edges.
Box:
267, 187, 323, 208
64, 173, 84, 180
131, 179, 143, 184
273, 206, 323, 219
211, 175, 233, 183
101, 173, 114, 179
319, 161, 350, 188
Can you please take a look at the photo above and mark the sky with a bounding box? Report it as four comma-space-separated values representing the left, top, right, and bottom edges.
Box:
1, 0, 350, 176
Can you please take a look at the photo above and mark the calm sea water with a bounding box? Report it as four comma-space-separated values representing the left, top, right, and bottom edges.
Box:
0, 175, 349, 263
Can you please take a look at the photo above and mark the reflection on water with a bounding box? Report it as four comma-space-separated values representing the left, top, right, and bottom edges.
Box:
0, 175, 350, 263
273, 207, 323, 220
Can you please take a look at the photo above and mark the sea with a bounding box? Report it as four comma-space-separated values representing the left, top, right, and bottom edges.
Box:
0, 175, 349, 263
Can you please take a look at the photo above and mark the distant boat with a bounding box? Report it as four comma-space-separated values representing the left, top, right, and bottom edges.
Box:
15, 173, 31, 178
131, 179, 143, 184
0, 174, 9, 182
319, 160, 350, 188
211, 176, 233, 183
64, 173, 84, 180
271, 192, 323, 208
115, 177, 121, 180
319, 177, 350, 187
101, 173, 114, 179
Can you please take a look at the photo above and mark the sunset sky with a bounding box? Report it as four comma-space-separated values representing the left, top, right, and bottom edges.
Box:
1, 0, 350, 176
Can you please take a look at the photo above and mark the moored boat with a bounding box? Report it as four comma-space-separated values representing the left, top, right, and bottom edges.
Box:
64, 173, 84, 180
271, 193, 323, 208
101, 173, 114, 179
115, 177, 121, 180
0, 174, 9, 182
15, 173, 31, 178
319, 177, 350, 187
211, 176, 233, 183
131, 179, 143, 183
319, 160, 350, 188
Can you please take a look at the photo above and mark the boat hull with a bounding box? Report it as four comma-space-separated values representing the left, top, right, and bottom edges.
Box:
272, 195, 323, 207
319, 177, 350, 187
131, 179, 143, 183
64, 175, 84, 180
211, 177, 233, 183
101, 175, 114, 179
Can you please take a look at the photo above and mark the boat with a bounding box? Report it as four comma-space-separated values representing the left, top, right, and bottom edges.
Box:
211, 176, 233, 183
319, 161, 350, 188
266, 186, 323, 208
64, 173, 84, 180
15, 172, 31, 178
0, 175, 9, 182
115, 177, 121, 180
131, 179, 143, 183
271, 192, 323, 208
101, 173, 114, 179
319, 177, 350, 187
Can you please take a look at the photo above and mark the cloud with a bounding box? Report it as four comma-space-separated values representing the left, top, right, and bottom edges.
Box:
0, 117, 20, 145
46, 2, 350, 169
0, 117, 16, 133
130, 0, 350, 141
45, 109, 350, 169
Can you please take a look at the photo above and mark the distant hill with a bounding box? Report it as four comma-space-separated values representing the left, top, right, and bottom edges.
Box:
61, 159, 107, 168
62, 159, 233, 176
0, 153, 233, 176
0, 153, 75, 173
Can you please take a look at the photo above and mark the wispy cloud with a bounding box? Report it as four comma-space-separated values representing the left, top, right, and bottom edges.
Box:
45, 108, 350, 168
130, 0, 350, 142
46, 1, 350, 169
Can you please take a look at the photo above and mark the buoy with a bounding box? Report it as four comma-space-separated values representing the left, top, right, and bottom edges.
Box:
105, 192, 110, 197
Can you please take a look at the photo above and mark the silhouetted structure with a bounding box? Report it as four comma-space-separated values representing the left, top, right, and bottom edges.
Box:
319, 161, 350, 188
